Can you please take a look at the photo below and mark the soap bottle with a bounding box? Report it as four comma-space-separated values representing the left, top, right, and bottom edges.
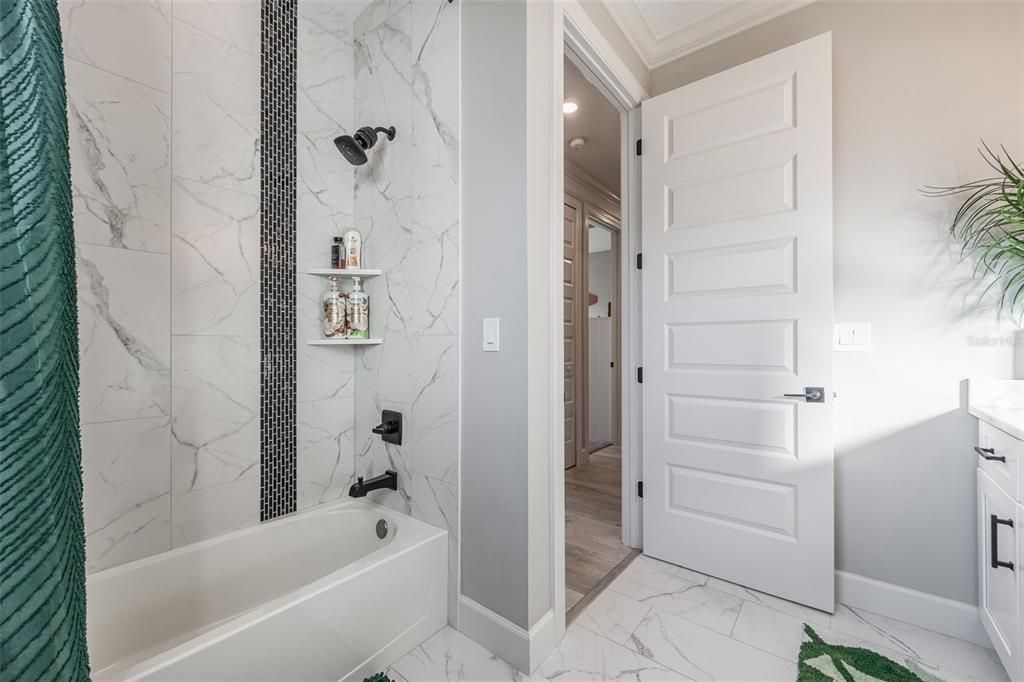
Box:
346, 276, 369, 339
322, 277, 347, 337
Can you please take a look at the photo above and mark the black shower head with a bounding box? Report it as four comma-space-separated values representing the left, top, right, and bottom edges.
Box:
333, 125, 396, 166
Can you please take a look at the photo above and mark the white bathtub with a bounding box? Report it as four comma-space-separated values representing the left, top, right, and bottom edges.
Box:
87, 499, 447, 681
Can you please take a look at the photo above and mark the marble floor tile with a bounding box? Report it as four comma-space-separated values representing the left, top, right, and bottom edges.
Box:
607, 555, 707, 604
730, 600, 811, 662
391, 626, 542, 682
705, 576, 832, 628
800, 619, 1006, 682
829, 604, 1006, 682
628, 610, 797, 682
621, 580, 743, 636
574, 588, 651, 646
385, 668, 410, 682
538, 624, 679, 681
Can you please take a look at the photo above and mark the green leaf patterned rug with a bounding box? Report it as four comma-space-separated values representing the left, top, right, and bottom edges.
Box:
799, 626, 941, 682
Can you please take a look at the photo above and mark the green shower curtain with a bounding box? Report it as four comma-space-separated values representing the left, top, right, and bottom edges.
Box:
0, 0, 90, 679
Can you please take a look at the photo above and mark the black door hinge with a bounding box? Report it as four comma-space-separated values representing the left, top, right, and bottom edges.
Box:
635, 139, 642, 156
637, 481, 644, 498
636, 253, 643, 270
637, 367, 643, 383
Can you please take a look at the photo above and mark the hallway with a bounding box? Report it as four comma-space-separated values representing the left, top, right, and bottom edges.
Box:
564, 446, 635, 614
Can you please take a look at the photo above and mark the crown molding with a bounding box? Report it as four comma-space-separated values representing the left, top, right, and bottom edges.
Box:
603, 0, 815, 69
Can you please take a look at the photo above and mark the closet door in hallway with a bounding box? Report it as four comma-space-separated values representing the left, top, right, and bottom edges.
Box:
564, 193, 585, 469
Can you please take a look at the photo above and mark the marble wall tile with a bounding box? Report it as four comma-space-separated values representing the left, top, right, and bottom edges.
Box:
354, 0, 410, 41
295, 0, 359, 509
298, 1, 354, 147
297, 397, 357, 510
60, 0, 171, 93
172, 178, 259, 336
67, 60, 171, 254
171, 335, 260, 546
172, 17, 259, 194
352, 0, 459, 625
407, 474, 459, 620
77, 244, 170, 424
411, 0, 458, 62
173, 0, 260, 57
82, 416, 171, 573
411, 38, 458, 200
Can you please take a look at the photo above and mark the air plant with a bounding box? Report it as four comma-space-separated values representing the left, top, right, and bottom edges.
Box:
926, 144, 1024, 317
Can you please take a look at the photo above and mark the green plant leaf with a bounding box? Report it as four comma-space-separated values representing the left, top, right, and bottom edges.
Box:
927, 143, 1024, 319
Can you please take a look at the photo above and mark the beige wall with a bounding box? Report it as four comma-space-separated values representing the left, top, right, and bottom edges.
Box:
652, 1, 1024, 605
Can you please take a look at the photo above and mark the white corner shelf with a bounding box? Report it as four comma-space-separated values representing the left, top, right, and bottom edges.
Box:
304, 268, 382, 278
307, 338, 383, 346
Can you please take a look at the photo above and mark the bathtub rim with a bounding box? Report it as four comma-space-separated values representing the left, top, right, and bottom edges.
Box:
87, 497, 442, 586
89, 498, 448, 679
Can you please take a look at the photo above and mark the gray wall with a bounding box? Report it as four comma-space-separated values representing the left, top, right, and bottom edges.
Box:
652, 1, 1024, 604
460, 0, 533, 629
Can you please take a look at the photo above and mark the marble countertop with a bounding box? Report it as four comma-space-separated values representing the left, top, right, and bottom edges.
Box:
968, 378, 1024, 440
969, 404, 1024, 441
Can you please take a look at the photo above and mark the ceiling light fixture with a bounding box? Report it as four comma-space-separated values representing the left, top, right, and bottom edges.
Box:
563, 101, 578, 114
569, 137, 586, 150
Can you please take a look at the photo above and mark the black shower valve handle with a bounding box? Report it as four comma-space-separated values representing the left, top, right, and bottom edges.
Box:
372, 420, 399, 435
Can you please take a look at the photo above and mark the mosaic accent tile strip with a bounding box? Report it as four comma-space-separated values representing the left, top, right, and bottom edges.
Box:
260, 0, 298, 521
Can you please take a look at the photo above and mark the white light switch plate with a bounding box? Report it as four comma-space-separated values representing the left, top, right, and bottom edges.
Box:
834, 323, 871, 352
483, 317, 500, 352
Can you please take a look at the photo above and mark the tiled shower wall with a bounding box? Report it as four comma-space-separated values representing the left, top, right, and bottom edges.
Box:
65, 0, 460, 605
64, 0, 262, 571
295, 1, 356, 510
351, 0, 461, 621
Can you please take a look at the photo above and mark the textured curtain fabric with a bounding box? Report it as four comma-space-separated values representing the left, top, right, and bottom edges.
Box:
0, 0, 90, 679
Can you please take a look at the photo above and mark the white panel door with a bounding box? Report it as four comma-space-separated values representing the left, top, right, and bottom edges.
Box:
641, 33, 835, 611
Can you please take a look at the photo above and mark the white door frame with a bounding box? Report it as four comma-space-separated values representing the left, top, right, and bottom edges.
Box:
548, 0, 647, 644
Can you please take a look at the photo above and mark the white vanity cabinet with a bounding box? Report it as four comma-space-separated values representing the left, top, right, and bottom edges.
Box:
970, 379, 1024, 682
978, 463, 1021, 679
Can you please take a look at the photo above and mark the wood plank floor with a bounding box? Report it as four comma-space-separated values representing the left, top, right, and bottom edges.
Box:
565, 446, 633, 613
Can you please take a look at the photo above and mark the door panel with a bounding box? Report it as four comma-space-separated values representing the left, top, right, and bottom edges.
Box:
641, 33, 835, 611
564, 195, 584, 469
978, 469, 1019, 675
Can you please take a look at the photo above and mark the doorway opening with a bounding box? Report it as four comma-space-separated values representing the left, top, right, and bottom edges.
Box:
562, 54, 638, 619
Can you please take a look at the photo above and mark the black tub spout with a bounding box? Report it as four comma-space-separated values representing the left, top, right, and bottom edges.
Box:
348, 470, 398, 498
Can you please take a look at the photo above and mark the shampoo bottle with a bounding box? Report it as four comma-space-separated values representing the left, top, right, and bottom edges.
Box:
322, 276, 347, 337
346, 276, 369, 339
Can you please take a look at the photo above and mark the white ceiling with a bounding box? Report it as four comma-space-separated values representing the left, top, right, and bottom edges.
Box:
564, 57, 621, 193
603, 0, 813, 68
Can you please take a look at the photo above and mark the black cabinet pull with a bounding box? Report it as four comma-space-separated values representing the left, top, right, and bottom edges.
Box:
991, 514, 1015, 571
976, 446, 1007, 463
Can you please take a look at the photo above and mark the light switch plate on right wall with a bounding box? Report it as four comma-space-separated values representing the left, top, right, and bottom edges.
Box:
834, 323, 871, 352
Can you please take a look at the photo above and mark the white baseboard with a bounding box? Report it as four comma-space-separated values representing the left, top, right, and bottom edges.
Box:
836, 571, 988, 648
457, 596, 556, 673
